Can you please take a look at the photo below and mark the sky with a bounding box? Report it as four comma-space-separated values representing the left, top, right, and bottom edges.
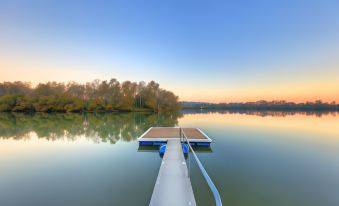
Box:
0, 0, 339, 103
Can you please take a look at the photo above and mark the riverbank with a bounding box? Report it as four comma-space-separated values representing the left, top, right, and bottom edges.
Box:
182, 101, 339, 111
0, 80, 181, 113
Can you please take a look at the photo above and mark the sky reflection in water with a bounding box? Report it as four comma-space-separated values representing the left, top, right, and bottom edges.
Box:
0, 111, 338, 206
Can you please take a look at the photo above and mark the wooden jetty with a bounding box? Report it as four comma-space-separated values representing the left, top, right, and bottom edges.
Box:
138, 127, 212, 146
138, 127, 222, 206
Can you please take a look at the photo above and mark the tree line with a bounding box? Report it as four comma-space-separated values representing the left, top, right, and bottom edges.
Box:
182, 100, 339, 111
181, 108, 338, 117
0, 79, 181, 113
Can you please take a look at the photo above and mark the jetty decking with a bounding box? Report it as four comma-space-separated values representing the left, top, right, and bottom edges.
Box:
149, 139, 196, 206
138, 127, 212, 146
138, 127, 221, 206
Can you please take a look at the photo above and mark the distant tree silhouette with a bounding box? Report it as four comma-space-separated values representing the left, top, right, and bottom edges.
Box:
181, 100, 339, 111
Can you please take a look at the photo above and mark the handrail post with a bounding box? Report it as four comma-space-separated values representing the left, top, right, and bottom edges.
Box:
188, 142, 190, 178
180, 127, 182, 142
181, 129, 222, 206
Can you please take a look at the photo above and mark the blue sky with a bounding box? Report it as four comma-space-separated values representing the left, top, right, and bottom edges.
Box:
1, 0, 339, 102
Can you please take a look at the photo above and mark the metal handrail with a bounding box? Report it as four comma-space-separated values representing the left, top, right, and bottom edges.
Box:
180, 128, 222, 206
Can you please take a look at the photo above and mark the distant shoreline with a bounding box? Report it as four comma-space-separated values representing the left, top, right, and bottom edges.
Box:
181, 101, 339, 111
1, 107, 338, 114
181, 108, 339, 117
181, 107, 339, 112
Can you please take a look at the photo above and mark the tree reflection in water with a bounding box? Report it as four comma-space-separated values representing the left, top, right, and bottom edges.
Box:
0, 112, 181, 144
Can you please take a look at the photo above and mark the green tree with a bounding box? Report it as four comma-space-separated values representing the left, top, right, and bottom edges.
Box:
0, 79, 181, 113
120, 81, 137, 111
143, 81, 159, 111
0, 95, 17, 111
12, 96, 34, 112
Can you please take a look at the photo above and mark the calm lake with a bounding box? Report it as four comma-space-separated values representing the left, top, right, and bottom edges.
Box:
0, 111, 338, 206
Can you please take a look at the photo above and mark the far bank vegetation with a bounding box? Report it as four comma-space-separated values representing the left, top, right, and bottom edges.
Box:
0, 79, 181, 113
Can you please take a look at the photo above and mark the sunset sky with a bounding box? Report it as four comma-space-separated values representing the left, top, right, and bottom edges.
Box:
1, 0, 339, 103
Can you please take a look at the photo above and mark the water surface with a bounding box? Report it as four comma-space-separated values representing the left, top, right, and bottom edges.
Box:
0, 111, 338, 206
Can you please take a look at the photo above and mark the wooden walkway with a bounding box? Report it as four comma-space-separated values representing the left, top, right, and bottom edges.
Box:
149, 138, 196, 206
138, 127, 212, 146
143, 128, 207, 139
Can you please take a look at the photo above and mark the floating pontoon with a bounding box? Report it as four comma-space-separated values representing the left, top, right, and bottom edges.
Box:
138, 127, 212, 147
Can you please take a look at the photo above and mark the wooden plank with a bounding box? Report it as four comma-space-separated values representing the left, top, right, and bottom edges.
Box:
183, 128, 207, 139
143, 127, 180, 138
142, 127, 208, 140
149, 138, 196, 206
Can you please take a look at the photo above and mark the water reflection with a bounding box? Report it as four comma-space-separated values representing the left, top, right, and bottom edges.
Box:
1, 111, 338, 206
0, 112, 181, 143
182, 109, 338, 117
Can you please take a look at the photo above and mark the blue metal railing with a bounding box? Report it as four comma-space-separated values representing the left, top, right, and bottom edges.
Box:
180, 128, 222, 206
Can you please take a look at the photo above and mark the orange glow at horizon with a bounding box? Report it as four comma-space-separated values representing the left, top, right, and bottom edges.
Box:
1, 60, 339, 104
176, 78, 339, 103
